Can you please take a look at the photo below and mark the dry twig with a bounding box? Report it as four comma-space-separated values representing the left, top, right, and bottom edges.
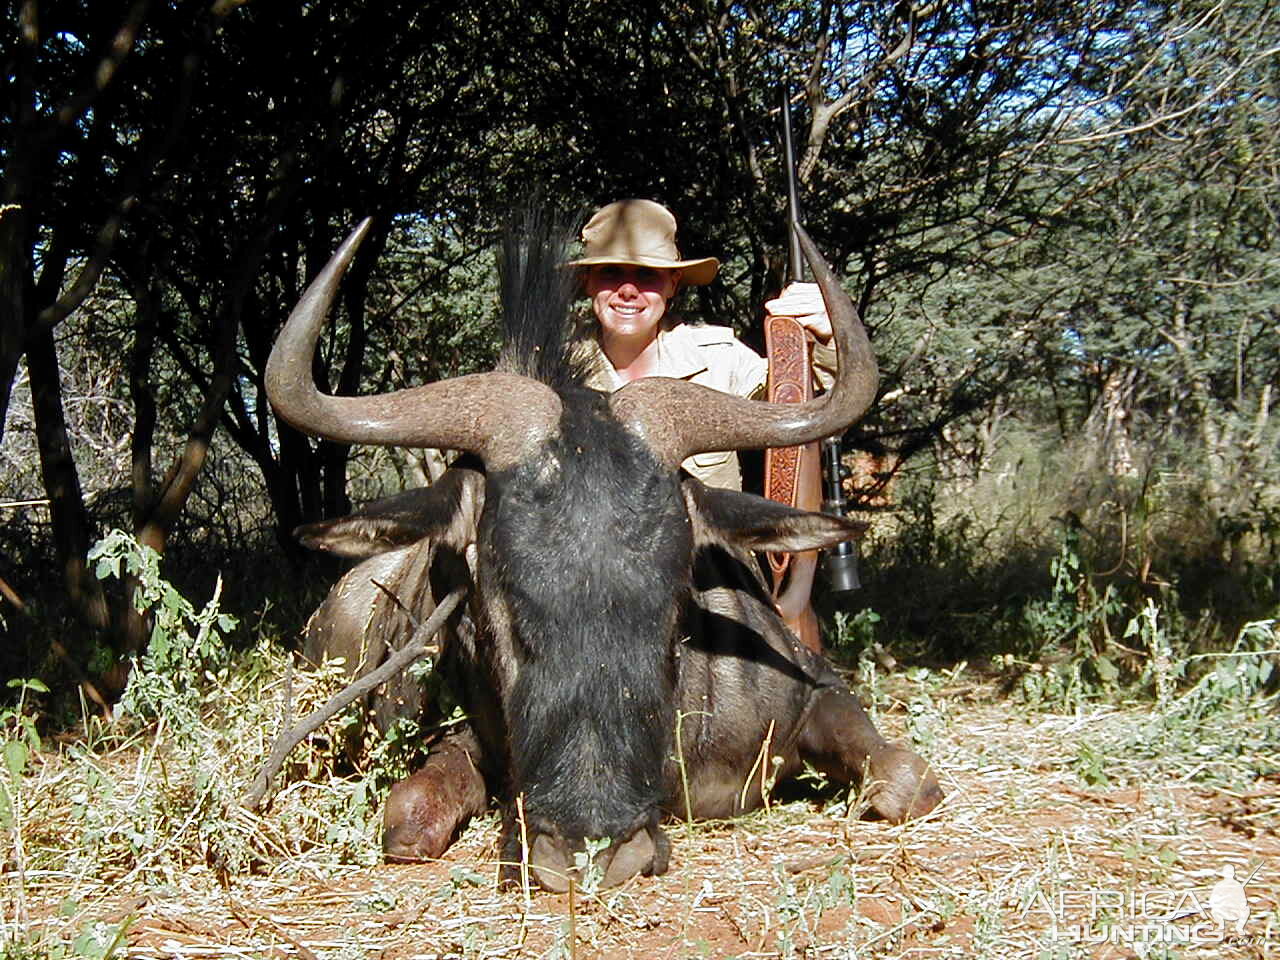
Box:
242, 584, 466, 809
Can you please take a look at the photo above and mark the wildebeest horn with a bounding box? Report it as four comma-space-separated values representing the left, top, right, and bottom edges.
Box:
609, 223, 878, 466
265, 219, 562, 470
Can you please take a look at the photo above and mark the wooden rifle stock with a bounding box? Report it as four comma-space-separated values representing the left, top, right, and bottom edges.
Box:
764, 88, 824, 653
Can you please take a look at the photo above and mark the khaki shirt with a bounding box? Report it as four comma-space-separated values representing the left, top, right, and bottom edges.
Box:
580, 322, 836, 491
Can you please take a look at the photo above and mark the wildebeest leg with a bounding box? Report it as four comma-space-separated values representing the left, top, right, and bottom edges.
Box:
383, 725, 489, 862
799, 688, 943, 823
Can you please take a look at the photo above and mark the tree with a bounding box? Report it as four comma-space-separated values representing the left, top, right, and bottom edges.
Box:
3, 0, 520, 675
2, 0, 1276, 689
861, 0, 1278, 580
3, 1, 227, 671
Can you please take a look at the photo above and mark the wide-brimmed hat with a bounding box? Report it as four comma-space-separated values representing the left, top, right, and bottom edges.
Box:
567, 199, 719, 286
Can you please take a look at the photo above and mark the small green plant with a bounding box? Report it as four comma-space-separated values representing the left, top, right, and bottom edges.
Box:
321, 777, 380, 866
0, 917, 132, 960
770, 870, 804, 959
1073, 741, 1112, 787
1129, 599, 1179, 706
831, 607, 881, 653
0, 681, 45, 823
1, 677, 49, 935
1018, 536, 1128, 705
902, 664, 961, 751
447, 865, 488, 892
855, 643, 888, 725
88, 529, 237, 739
1066, 617, 1278, 790
1164, 618, 1276, 723
0, 678, 45, 753
572, 835, 611, 896
58, 532, 379, 882
363, 714, 424, 789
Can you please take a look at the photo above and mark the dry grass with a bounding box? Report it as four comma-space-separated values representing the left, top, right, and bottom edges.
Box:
3, 649, 1277, 960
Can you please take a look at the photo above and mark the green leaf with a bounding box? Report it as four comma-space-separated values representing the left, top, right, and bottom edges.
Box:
72, 929, 97, 958
1093, 656, 1119, 683
449, 866, 487, 888
150, 623, 169, 659
4, 740, 29, 781
21, 717, 42, 752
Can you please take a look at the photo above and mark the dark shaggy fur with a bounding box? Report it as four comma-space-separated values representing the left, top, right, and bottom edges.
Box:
481, 209, 687, 841
483, 398, 687, 840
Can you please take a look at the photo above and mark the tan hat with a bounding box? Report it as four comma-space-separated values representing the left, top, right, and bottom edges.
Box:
567, 199, 719, 285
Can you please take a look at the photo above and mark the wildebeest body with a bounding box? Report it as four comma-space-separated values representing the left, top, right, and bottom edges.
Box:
301, 456, 941, 888
271, 212, 942, 890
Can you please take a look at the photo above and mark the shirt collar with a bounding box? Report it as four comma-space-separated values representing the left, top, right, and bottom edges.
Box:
587, 320, 710, 386
654, 322, 709, 380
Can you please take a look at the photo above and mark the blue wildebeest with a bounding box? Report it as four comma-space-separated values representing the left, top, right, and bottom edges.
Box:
265, 214, 942, 892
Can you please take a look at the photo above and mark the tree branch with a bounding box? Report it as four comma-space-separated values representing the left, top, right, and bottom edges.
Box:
243, 584, 466, 810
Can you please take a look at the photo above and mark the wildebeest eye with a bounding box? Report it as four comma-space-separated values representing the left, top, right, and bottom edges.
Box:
533, 452, 562, 487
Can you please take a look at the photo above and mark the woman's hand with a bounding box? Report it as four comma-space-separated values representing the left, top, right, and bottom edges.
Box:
764, 282, 832, 343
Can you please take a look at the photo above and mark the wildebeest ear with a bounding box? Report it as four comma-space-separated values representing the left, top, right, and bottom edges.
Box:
681, 476, 867, 553
295, 512, 435, 559
295, 461, 485, 559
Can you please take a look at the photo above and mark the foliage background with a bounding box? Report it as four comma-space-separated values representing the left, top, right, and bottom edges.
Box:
1, 0, 1277, 697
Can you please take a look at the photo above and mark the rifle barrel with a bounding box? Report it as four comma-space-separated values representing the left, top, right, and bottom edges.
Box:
781, 89, 805, 283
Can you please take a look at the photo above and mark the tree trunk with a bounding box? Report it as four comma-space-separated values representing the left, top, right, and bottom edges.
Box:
25, 328, 112, 634
1081, 366, 1138, 479
0, 209, 27, 449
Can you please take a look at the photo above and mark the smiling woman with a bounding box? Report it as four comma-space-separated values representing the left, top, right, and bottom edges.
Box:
568, 199, 837, 491
584, 263, 680, 375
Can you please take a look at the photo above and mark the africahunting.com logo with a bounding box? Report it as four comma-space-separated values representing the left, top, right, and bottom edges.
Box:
1021, 862, 1273, 947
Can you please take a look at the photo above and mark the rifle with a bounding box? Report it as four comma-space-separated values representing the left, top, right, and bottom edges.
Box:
777, 88, 861, 594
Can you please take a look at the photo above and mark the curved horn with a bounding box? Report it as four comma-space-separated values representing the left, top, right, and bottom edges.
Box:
610, 223, 878, 465
265, 219, 561, 469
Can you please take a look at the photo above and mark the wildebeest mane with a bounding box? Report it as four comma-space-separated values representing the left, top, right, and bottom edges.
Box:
496, 206, 592, 391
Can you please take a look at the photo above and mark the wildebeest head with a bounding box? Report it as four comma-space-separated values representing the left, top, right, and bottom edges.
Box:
266, 212, 878, 890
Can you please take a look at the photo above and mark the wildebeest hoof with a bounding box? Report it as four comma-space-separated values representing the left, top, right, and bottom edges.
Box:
864, 744, 943, 824
382, 747, 487, 862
